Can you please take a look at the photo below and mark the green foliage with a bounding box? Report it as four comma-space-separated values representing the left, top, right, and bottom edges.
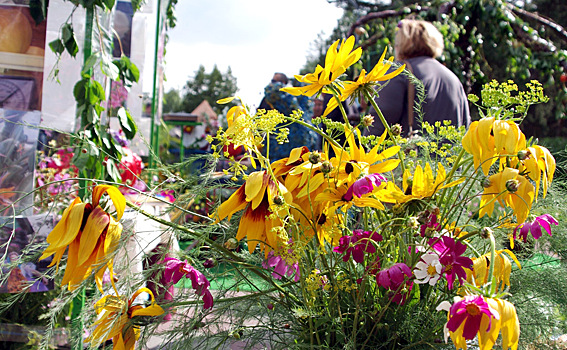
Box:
182, 65, 238, 115
163, 88, 183, 113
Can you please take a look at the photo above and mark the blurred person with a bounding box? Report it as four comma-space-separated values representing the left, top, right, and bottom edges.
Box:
367, 19, 470, 137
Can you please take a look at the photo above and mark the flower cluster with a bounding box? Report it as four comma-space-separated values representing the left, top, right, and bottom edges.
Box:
208, 36, 557, 348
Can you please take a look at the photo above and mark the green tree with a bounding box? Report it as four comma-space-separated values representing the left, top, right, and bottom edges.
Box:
182, 65, 238, 114
163, 88, 182, 113
309, 0, 567, 137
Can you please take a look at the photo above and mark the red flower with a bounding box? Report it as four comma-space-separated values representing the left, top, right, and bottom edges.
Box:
376, 263, 413, 305
430, 235, 473, 290
333, 229, 382, 264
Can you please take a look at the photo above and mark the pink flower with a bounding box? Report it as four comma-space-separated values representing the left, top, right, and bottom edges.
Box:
446, 295, 500, 340
333, 229, 383, 264
430, 235, 473, 290
343, 173, 386, 201
514, 214, 558, 242
376, 263, 413, 305
163, 257, 213, 309
262, 251, 300, 282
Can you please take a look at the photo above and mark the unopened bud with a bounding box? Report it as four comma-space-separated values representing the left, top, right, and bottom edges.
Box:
81, 148, 88, 154
309, 151, 322, 164
481, 227, 493, 239
273, 195, 285, 206
224, 238, 239, 250
505, 179, 520, 193
517, 150, 529, 161
391, 124, 402, 137
362, 115, 374, 127
320, 161, 333, 174
102, 160, 108, 167
354, 26, 367, 36
203, 258, 217, 268
481, 176, 492, 188
267, 303, 274, 310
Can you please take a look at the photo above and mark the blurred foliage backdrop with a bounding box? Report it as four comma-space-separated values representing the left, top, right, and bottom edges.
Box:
303, 0, 567, 138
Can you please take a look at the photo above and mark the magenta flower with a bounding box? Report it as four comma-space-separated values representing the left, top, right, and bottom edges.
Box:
446, 295, 500, 340
333, 229, 383, 264
430, 235, 473, 290
376, 263, 413, 305
420, 213, 440, 237
163, 257, 213, 309
514, 214, 558, 242
262, 251, 300, 282
343, 173, 386, 201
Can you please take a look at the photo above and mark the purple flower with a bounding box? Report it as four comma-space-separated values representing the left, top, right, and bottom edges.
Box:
430, 235, 473, 290
262, 251, 300, 282
420, 213, 440, 237
163, 257, 213, 309
343, 173, 386, 201
446, 295, 499, 340
514, 214, 558, 242
333, 229, 383, 264
376, 263, 413, 305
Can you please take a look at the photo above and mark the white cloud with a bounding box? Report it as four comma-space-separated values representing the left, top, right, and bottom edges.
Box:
161, 0, 343, 110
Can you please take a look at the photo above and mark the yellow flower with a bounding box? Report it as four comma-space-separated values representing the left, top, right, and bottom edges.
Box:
281, 36, 362, 97
211, 171, 292, 255
511, 144, 555, 199
86, 288, 164, 350
322, 48, 405, 117
466, 249, 521, 292
462, 117, 525, 175
479, 167, 534, 223
442, 297, 519, 350
40, 185, 125, 291
330, 128, 400, 181
315, 179, 385, 213
388, 163, 465, 203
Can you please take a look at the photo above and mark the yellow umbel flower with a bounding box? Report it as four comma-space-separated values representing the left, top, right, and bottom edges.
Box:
86, 288, 164, 350
40, 185, 125, 291
281, 36, 362, 97
479, 167, 534, 224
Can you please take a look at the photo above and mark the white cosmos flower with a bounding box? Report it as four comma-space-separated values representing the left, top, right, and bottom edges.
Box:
414, 252, 442, 286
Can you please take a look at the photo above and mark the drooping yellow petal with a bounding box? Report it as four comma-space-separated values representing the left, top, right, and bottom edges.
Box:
78, 206, 110, 266
245, 171, 267, 209
92, 185, 126, 220
212, 185, 247, 222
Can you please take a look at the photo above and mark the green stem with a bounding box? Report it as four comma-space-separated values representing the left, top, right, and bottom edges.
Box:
488, 231, 497, 296
363, 89, 406, 173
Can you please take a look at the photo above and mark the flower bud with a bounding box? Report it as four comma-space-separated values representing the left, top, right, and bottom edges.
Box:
203, 257, 217, 268
273, 195, 285, 206
320, 161, 333, 174
408, 217, 419, 229
309, 151, 322, 164
517, 150, 529, 161
481, 176, 491, 188
267, 303, 274, 310
354, 26, 367, 36
481, 227, 493, 239
81, 148, 88, 154
224, 238, 239, 250
362, 115, 374, 127
391, 124, 402, 136
102, 160, 108, 167
505, 179, 520, 193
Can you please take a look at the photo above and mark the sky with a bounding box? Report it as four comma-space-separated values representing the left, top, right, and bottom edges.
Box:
162, 0, 344, 110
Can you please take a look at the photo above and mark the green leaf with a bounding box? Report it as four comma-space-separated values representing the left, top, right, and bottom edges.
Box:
82, 52, 100, 74
29, 0, 48, 24
106, 160, 122, 183
48, 39, 65, 55
117, 107, 138, 139
131, 0, 143, 12
62, 23, 78, 57
62, 23, 73, 43
103, 0, 116, 10
101, 53, 120, 80
73, 79, 87, 102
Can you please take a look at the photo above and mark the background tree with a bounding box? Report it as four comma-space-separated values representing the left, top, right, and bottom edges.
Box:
163, 88, 183, 113
181, 65, 238, 115
307, 0, 567, 138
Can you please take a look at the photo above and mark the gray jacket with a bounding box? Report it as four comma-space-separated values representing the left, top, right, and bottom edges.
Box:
367, 56, 470, 137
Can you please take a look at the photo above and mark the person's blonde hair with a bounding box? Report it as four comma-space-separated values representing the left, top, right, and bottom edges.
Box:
395, 19, 444, 60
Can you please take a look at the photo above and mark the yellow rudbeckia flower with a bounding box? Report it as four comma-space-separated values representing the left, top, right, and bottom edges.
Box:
211, 171, 292, 255
86, 288, 164, 350
40, 185, 125, 291
511, 144, 555, 199
466, 249, 521, 292
462, 117, 525, 175
479, 167, 534, 224
322, 48, 405, 117
281, 36, 362, 97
